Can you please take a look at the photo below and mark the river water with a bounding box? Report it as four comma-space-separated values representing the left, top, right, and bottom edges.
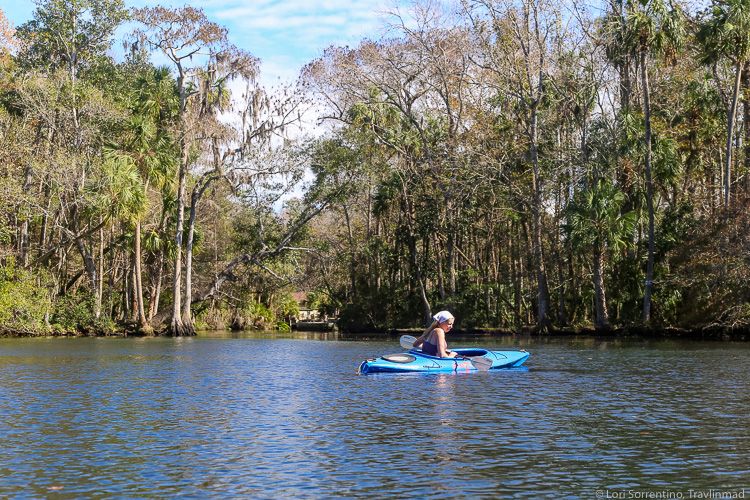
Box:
0, 333, 748, 498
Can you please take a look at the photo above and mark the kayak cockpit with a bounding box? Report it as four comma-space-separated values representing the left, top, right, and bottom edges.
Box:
381, 353, 416, 363
449, 348, 489, 358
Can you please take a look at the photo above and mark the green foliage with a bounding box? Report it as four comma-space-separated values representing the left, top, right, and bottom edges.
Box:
678, 78, 724, 158
206, 291, 305, 332
608, 253, 644, 323
658, 201, 697, 255
306, 290, 338, 317
0, 261, 51, 334
697, 0, 750, 65
337, 300, 381, 331
348, 93, 425, 157
194, 306, 231, 331
0, 218, 11, 246
242, 300, 274, 325
230, 207, 279, 255
564, 179, 637, 254
50, 293, 97, 332
15, 0, 129, 73
276, 321, 291, 332
622, 0, 685, 58
276, 292, 300, 321
452, 280, 507, 329
3, 0, 750, 338
98, 153, 147, 223
653, 284, 683, 325
336, 282, 419, 331
653, 136, 682, 188
47, 293, 116, 335
372, 174, 400, 217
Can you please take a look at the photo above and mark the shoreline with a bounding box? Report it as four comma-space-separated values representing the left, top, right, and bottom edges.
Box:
3, 324, 748, 341
340, 326, 750, 342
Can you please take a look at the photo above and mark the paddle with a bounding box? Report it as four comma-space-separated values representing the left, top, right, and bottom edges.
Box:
399, 335, 493, 371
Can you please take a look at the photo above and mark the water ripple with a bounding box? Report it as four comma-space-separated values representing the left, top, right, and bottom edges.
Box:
0, 336, 748, 496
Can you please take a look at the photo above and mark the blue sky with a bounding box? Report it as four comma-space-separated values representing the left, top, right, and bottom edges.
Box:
2, 0, 405, 84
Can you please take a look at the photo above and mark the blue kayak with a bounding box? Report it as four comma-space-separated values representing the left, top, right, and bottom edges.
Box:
358, 348, 530, 374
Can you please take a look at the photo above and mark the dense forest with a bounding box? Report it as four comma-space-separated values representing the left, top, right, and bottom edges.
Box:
1, 0, 749, 336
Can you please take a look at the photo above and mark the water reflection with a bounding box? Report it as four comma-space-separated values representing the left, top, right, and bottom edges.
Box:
199, 329, 345, 341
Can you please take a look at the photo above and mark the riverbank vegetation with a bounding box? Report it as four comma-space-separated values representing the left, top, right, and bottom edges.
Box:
1, 0, 749, 336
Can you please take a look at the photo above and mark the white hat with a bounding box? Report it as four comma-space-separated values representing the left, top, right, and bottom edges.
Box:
433, 310, 454, 324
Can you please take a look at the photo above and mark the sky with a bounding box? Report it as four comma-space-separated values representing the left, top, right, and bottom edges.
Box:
2, 0, 406, 85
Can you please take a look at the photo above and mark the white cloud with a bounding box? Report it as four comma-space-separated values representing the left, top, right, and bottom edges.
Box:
214, 1, 396, 42
212, 0, 405, 83
227, 14, 351, 30
7, 0, 408, 99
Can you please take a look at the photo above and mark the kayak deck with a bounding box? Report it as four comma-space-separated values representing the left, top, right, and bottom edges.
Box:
358, 348, 530, 374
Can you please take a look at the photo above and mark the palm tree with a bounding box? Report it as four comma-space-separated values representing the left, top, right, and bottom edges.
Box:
106, 67, 177, 333
621, 0, 685, 323
565, 179, 637, 330
697, 0, 750, 206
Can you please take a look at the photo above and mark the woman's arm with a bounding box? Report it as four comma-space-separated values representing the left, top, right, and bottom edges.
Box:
413, 320, 438, 348
436, 329, 457, 358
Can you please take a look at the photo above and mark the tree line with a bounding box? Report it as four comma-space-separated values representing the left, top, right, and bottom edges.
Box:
300, 0, 750, 333
0, 1, 342, 335
1, 0, 749, 336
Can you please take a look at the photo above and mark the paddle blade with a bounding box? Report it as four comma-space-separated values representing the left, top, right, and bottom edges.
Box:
469, 356, 493, 372
400, 335, 418, 350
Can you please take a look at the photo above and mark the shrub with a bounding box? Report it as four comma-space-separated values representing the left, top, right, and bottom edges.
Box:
0, 260, 51, 334
50, 292, 97, 333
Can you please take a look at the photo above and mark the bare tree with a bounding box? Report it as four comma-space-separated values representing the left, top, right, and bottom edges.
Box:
132, 6, 257, 335
466, 0, 565, 331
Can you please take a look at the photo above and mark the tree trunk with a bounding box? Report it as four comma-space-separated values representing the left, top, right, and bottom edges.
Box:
39, 192, 50, 249
183, 172, 220, 334
592, 243, 609, 330
182, 192, 199, 335
131, 261, 138, 322
170, 141, 189, 336
618, 0, 632, 114
641, 50, 656, 324
169, 64, 192, 336
108, 224, 116, 318
616, 3, 635, 213
98, 221, 104, 325
530, 103, 552, 332
343, 204, 357, 297
554, 172, 568, 326
410, 233, 432, 326
567, 243, 577, 324
148, 249, 164, 321
400, 180, 431, 325
511, 221, 523, 332
123, 255, 131, 321
724, 61, 743, 206
71, 221, 101, 320
436, 245, 446, 300
19, 156, 36, 267
446, 212, 456, 295
743, 61, 750, 195
133, 220, 151, 333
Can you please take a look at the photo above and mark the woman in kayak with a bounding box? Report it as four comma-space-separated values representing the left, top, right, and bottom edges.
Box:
412, 310, 457, 358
